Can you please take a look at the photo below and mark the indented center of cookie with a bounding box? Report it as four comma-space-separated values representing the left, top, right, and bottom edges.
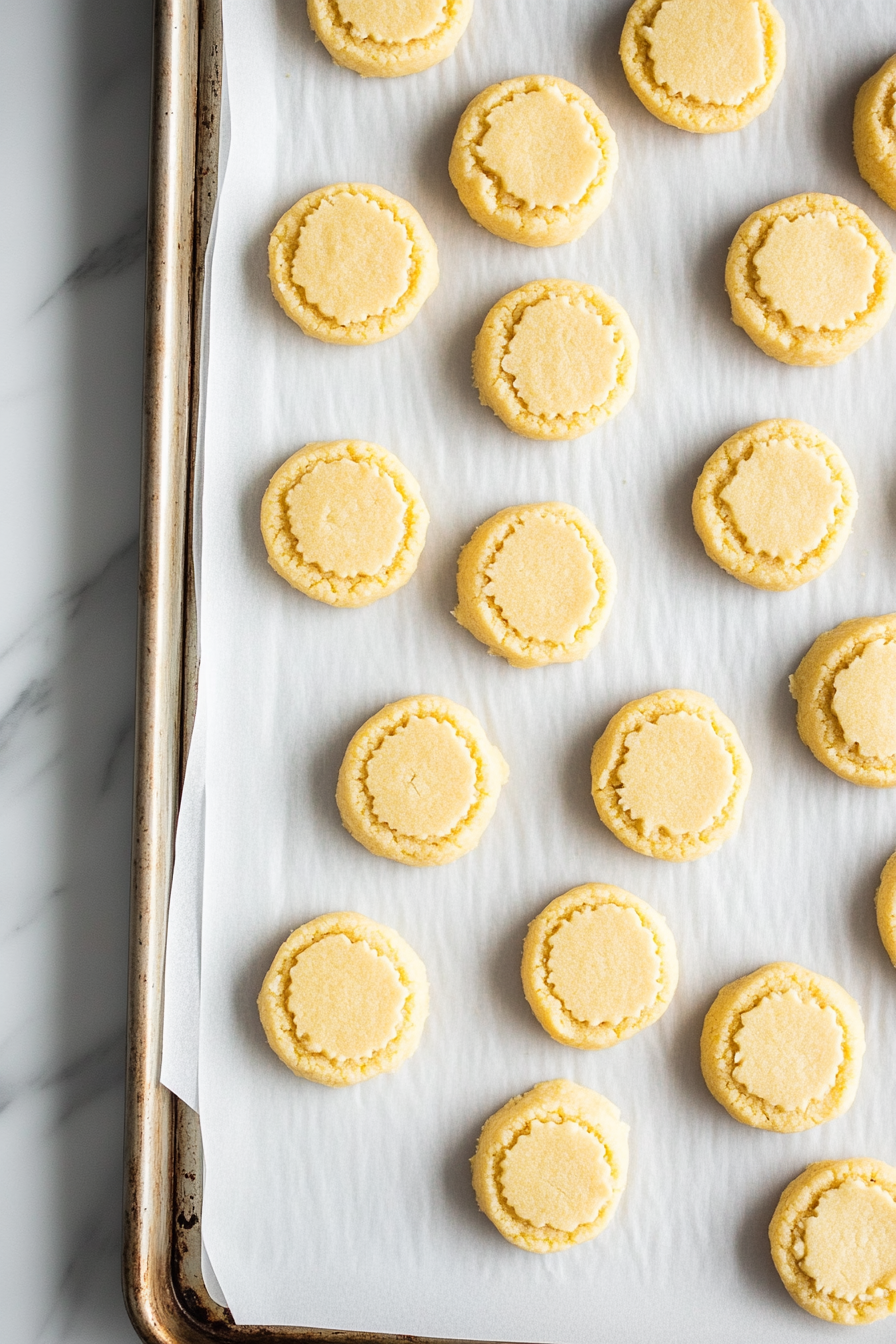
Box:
646, 0, 766, 105
485, 515, 598, 643
287, 934, 407, 1060
291, 193, 412, 325
478, 86, 601, 208
720, 438, 841, 561
832, 640, 896, 758
286, 459, 407, 576
547, 905, 660, 1026
502, 298, 620, 419
732, 989, 843, 1111
753, 213, 877, 331
365, 715, 478, 837
499, 1120, 612, 1232
801, 1180, 896, 1301
616, 711, 734, 835
335, 0, 446, 42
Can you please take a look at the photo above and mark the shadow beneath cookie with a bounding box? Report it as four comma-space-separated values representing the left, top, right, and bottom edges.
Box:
559, 707, 614, 839
273, 0, 331, 71
848, 844, 893, 968
661, 443, 714, 568
440, 1114, 494, 1242
589, 0, 634, 106
487, 908, 542, 1039
820, 64, 870, 186
692, 209, 747, 337
234, 934, 288, 1063
414, 90, 474, 223
432, 299, 493, 429
735, 1177, 787, 1298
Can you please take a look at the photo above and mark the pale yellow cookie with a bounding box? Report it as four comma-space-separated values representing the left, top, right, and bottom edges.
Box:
692, 419, 858, 591
620, 0, 785, 134
448, 76, 618, 247
726, 193, 896, 365
336, 695, 508, 866
877, 852, 896, 968
701, 963, 865, 1132
454, 503, 616, 668
260, 441, 429, 607
791, 614, 896, 787
470, 1079, 629, 1253
521, 885, 678, 1049
306, 0, 474, 78
591, 689, 751, 861
269, 184, 439, 344
770, 1159, 896, 1324
473, 281, 638, 441
854, 54, 896, 212
257, 911, 429, 1087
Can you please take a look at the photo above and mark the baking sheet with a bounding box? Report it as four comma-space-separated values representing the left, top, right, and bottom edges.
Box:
170, 0, 896, 1336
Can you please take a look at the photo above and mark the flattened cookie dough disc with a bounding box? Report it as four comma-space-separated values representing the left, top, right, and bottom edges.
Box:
591, 689, 751, 861
877, 851, 896, 968
257, 911, 429, 1086
449, 76, 618, 246
692, 419, 858, 591
620, 0, 785, 133
307, 0, 474, 78
770, 1159, 896, 1324
473, 281, 638, 440
269, 184, 439, 344
261, 441, 429, 607
854, 54, 896, 212
454, 503, 616, 667
701, 962, 864, 1132
790, 614, 896, 787
336, 695, 508, 865
726, 193, 896, 365
470, 1080, 629, 1252
522, 885, 678, 1049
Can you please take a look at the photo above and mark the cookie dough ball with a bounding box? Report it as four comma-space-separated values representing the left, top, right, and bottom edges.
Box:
521, 885, 678, 1049
726, 193, 896, 366
591, 689, 751, 861
791, 615, 896, 787
454, 503, 616, 668
336, 696, 508, 866
448, 76, 618, 247
877, 852, 896, 968
470, 1080, 629, 1252
269, 184, 439, 345
701, 963, 864, 1132
770, 1159, 896, 1324
261, 441, 429, 607
307, 0, 474, 78
257, 911, 429, 1087
692, 420, 858, 591
854, 54, 896, 212
621, 0, 785, 134
473, 281, 638, 441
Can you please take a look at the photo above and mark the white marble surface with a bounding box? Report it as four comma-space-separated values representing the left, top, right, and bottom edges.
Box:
1, 0, 150, 1338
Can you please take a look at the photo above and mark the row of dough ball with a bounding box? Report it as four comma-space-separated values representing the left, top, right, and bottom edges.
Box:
307, 0, 896, 219
257, 906, 896, 1317
270, 180, 896, 369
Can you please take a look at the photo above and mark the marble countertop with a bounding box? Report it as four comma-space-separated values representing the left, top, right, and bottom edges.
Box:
2, 0, 150, 1338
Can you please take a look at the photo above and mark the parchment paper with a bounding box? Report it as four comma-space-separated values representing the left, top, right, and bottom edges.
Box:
169, 0, 896, 1336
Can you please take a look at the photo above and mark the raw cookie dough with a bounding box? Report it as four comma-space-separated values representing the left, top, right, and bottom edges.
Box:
521, 885, 678, 1049
854, 54, 896, 212
448, 76, 618, 247
306, 0, 474, 78
591, 689, 751, 861
620, 0, 785, 133
269, 183, 439, 344
770, 1159, 896, 1324
692, 419, 858, 591
336, 695, 508, 866
257, 911, 429, 1087
877, 851, 896, 968
260, 441, 429, 606
790, 614, 896, 787
701, 963, 865, 1132
473, 281, 638, 440
470, 1079, 629, 1252
726, 193, 896, 365
454, 503, 616, 667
